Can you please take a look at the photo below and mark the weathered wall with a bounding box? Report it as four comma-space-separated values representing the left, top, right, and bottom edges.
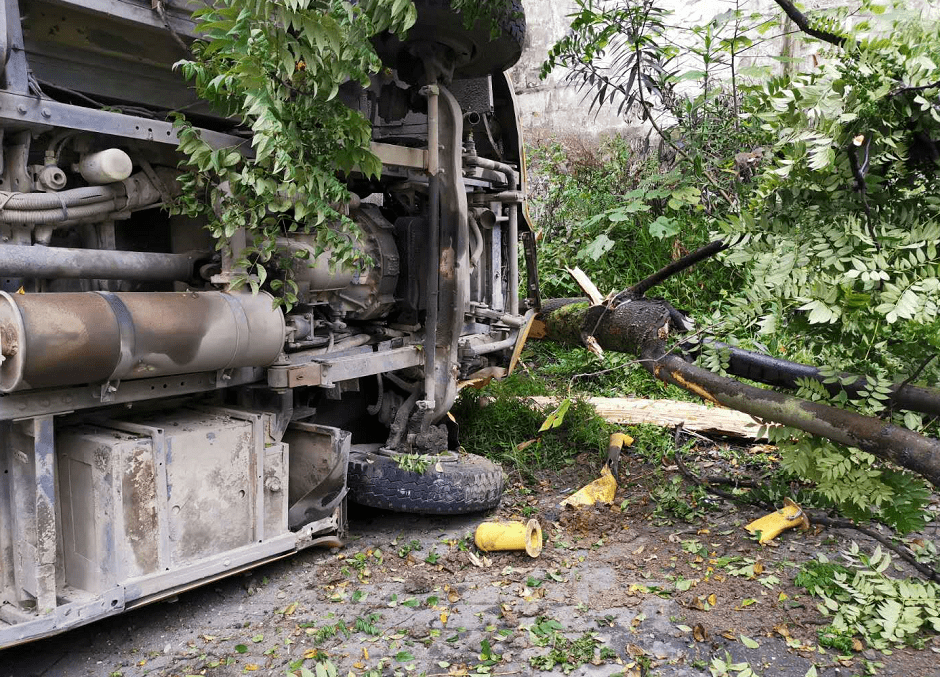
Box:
509, 0, 932, 143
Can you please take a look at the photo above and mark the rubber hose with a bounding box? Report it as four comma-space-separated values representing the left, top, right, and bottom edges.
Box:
0, 200, 120, 225
0, 186, 116, 210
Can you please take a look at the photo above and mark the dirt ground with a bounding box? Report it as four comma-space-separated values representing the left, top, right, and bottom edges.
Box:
3, 442, 940, 677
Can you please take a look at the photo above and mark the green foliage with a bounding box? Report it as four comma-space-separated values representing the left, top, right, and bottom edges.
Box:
712, 15, 940, 530
392, 453, 432, 474
396, 539, 423, 558
795, 560, 855, 597
527, 617, 615, 674
450, 0, 520, 39
173, 0, 416, 307
651, 476, 712, 523
541, 0, 940, 533
709, 653, 761, 677
817, 625, 856, 653
805, 545, 940, 649
528, 138, 736, 308
768, 425, 930, 534
353, 613, 381, 636
451, 381, 615, 481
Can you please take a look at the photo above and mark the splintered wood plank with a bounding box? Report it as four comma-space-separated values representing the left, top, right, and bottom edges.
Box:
565, 267, 605, 306
525, 396, 766, 439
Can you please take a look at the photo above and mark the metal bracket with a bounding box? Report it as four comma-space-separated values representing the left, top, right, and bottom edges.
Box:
266, 345, 424, 389
99, 380, 120, 403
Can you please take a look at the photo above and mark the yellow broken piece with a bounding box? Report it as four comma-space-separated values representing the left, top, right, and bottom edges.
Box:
745, 498, 810, 544
475, 519, 542, 557
560, 464, 617, 508
606, 432, 633, 476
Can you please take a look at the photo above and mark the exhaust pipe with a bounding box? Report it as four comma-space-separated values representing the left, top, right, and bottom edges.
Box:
0, 290, 285, 392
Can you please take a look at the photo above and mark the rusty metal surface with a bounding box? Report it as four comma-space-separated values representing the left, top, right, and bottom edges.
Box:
51, 406, 292, 589
0, 290, 121, 391
430, 86, 470, 423
370, 142, 427, 170
268, 345, 423, 389
284, 423, 349, 530
0, 367, 262, 421
0, 291, 284, 392
0, 401, 352, 648
0, 245, 204, 282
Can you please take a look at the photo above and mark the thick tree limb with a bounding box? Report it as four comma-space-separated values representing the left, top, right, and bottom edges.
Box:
689, 341, 940, 418
539, 299, 940, 417
535, 298, 940, 488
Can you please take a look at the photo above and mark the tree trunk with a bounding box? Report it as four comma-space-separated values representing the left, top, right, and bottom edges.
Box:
534, 297, 940, 489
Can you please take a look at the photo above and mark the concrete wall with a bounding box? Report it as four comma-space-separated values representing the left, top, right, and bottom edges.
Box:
509, 0, 932, 143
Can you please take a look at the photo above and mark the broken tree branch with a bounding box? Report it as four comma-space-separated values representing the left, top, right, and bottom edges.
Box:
890, 79, 940, 96
627, 238, 732, 298
771, 0, 849, 49
535, 298, 940, 488
689, 340, 940, 418
847, 140, 879, 248
672, 425, 757, 506
651, 345, 940, 488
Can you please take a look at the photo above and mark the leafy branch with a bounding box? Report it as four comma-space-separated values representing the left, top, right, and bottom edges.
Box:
171, 0, 416, 307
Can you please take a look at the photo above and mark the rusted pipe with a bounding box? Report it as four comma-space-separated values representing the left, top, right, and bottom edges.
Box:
0, 245, 205, 282
470, 190, 525, 204
0, 290, 285, 392
468, 335, 515, 356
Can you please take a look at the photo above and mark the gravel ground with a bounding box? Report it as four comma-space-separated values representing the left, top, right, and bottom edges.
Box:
3, 451, 940, 677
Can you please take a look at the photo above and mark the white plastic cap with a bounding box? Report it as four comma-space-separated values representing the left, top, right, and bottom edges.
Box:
79, 148, 133, 185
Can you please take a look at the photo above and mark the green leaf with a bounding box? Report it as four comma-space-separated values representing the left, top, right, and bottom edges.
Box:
539, 398, 571, 432
578, 234, 616, 261
649, 216, 678, 239
740, 635, 759, 649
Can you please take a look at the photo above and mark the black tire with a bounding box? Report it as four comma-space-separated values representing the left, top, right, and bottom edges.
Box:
373, 0, 526, 79
347, 451, 504, 514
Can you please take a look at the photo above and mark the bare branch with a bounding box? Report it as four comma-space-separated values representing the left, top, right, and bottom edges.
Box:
628, 238, 734, 298
771, 0, 849, 48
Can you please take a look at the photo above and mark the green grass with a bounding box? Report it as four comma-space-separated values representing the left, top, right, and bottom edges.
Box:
521, 342, 699, 401
453, 382, 615, 481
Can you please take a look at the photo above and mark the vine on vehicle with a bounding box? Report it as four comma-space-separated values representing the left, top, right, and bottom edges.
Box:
171, 0, 417, 307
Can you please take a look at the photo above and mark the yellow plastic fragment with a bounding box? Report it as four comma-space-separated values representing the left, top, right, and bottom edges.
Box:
745, 498, 810, 544
609, 432, 634, 449
560, 464, 617, 508
474, 519, 542, 557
